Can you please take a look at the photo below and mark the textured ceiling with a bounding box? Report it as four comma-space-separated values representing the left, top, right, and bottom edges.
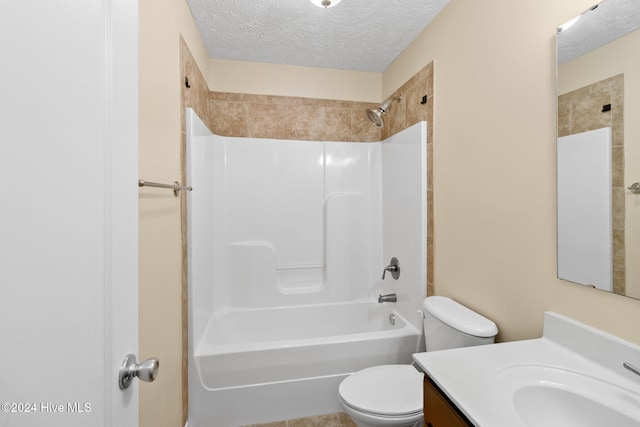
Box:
558, 0, 640, 64
186, 0, 450, 72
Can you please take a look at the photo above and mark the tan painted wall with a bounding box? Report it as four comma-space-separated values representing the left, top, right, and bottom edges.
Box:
207, 58, 382, 102
139, 0, 209, 425
383, 0, 640, 344
559, 29, 640, 299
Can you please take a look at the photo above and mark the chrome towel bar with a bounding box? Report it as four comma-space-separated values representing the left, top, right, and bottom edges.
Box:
138, 179, 192, 197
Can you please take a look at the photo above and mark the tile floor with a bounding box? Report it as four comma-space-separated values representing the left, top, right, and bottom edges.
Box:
243, 412, 357, 427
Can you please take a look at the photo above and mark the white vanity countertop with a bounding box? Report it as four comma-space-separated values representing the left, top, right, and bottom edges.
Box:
412, 312, 640, 427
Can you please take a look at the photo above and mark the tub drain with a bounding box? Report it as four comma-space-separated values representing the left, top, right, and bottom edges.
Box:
389, 313, 396, 326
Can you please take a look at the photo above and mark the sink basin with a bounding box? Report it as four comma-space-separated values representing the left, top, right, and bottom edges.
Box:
492, 365, 640, 427
414, 312, 640, 427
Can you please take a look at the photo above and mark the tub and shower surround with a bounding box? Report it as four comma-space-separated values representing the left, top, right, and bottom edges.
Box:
187, 108, 427, 426
188, 112, 383, 345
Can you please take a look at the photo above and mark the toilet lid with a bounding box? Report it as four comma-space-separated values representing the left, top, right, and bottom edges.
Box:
339, 365, 423, 417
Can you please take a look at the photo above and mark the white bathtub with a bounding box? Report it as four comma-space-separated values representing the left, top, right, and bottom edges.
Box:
189, 301, 423, 426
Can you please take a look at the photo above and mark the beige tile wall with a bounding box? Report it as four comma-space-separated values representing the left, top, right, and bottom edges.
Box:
558, 73, 625, 295
208, 92, 381, 142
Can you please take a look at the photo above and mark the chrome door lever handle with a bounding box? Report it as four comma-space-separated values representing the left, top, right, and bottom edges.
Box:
119, 354, 160, 390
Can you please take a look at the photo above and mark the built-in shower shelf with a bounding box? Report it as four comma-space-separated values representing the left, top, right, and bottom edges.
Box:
277, 263, 325, 270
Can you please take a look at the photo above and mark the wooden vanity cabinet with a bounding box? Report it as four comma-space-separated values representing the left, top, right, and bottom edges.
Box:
423, 374, 473, 427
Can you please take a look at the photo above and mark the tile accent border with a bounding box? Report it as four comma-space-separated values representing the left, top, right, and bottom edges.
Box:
208, 91, 381, 142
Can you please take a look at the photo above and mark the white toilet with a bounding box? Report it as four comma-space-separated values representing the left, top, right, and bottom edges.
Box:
338, 296, 498, 427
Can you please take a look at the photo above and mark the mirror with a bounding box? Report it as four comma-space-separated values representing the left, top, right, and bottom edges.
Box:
557, 0, 640, 298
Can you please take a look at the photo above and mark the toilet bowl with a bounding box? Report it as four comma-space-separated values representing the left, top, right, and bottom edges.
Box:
339, 365, 424, 427
338, 296, 498, 427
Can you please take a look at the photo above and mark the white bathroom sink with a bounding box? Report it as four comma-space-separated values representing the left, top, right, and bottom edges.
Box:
491, 365, 640, 427
414, 312, 640, 426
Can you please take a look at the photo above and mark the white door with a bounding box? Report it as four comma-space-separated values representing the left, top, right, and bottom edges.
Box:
0, 1, 139, 426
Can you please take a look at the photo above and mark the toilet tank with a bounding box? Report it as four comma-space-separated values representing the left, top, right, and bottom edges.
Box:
423, 296, 498, 351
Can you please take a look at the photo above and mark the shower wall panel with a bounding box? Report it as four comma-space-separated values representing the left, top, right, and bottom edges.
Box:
189, 118, 379, 311
276, 141, 325, 294
187, 109, 225, 345
189, 108, 426, 330
324, 142, 381, 301
558, 127, 613, 291
380, 122, 428, 333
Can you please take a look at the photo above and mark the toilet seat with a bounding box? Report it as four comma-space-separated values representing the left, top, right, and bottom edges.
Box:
338, 365, 423, 417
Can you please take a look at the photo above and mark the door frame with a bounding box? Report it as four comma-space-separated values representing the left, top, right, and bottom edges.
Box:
105, 0, 139, 425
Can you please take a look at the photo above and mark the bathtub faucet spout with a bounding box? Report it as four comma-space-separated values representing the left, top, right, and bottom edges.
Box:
378, 293, 397, 303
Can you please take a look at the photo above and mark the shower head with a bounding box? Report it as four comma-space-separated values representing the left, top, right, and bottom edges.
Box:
366, 108, 384, 127
365, 96, 402, 128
